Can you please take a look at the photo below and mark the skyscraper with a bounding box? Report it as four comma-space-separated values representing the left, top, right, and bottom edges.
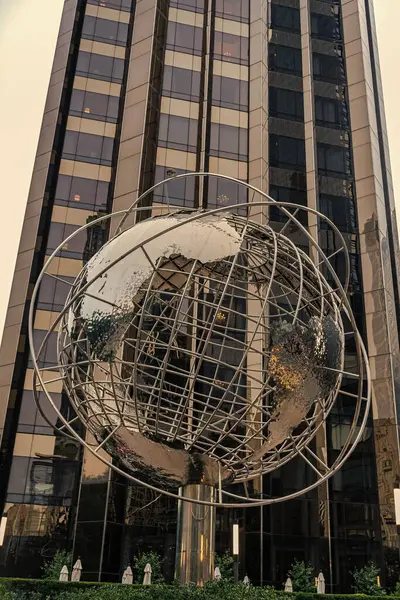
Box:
0, 0, 399, 590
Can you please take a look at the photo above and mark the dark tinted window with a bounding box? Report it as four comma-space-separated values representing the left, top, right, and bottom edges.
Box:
87, 0, 132, 11
269, 44, 302, 76
82, 15, 129, 46
313, 52, 344, 83
315, 96, 348, 129
7, 456, 80, 505
54, 175, 109, 211
311, 13, 340, 40
214, 32, 248, 65
269, 87, 303, 121
209, 124, 248, 161
18, 391, 63, 435
37, 274, 75, 312
271, 5, 300, 32
170, 0, 204, 12
62, 131, 114, 166
269, 135, 306, 171
47, 222, 89, 259
167, 22, 203, 55
317, 143, 352, 179
154, 166, 196, 207
269, 185, 308, 225
207, 177, 248, 209
162, 66, 201, 102
158, 114, 198, 153
70, 89, 119, 122
29, 330, 58, 368
212, 75, 248, 111
215, 0, 249, 22
76, 51, 124, 82
319, 194, 357, 232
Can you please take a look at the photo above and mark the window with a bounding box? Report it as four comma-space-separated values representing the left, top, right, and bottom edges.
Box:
70, 89, 119, 123
62, 131, 114, 166
269, 185, 308, 225
214, 32, 248, 65
18, 391, 63, 436
83, 217, 107, 264
37, 274, 75, 312
87, 0, 132, 11
76, 51, 124, 83
158, 114, 198, 153
166, 22, 203, 55
311, 13, 340, 41
319, 194, 357, 232
317, 143, 352, 179
215, 0, 249, 22
207, 177, 248, 210
170, 0, 204, 12
212, 75, 248, 111
29, 330, 58, 369
82, 15, 129, 46
209, 124, 248, 161
269, 135, 306, 171
315, 96, 348, 129
271, 5, 300, 33
162, 66, 201, 102
154, 166, 196, 207
47, 222, 90, 259
54, 175, 109, 211
313, 52, 344, 83
7, 456, 80, 505
269, 44, 302, 76
269, 87, 303, 121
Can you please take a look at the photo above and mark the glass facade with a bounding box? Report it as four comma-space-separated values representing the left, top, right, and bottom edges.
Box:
0, 0, 399, 590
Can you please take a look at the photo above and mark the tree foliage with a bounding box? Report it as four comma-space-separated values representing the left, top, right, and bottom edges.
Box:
287, 560, 315, 593
41, 550, 73, 581
214, 551, 234, 582
133, 552, 165, 584
352, 562, 385, 596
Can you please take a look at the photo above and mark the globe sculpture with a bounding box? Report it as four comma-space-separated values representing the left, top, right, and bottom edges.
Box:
29, 173, 370, 585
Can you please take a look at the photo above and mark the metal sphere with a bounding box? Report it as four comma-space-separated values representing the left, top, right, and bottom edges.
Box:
29, 173, 370, 507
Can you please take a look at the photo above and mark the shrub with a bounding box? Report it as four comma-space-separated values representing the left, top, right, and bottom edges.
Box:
41, 550, 73, 581
133, 552, 165, 584
287, 560, 315, 593
215, 552, 234, 581
352, 562, 386, 596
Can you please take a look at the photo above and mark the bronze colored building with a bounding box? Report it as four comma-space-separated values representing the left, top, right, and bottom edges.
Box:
0, 0, 400, 590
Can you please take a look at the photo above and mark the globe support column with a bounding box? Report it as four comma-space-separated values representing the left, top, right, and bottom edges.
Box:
175, 484, 216, 586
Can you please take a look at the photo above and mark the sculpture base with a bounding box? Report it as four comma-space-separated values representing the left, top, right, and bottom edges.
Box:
175, 484, 216, 586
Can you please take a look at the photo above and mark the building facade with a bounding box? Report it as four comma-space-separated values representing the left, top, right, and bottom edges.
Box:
0, 0, 400, 590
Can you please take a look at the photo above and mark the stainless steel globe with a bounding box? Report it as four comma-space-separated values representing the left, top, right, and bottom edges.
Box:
29, 173, 370, 507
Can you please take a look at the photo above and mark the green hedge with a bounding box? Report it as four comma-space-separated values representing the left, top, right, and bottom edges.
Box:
0, 579, 398, 600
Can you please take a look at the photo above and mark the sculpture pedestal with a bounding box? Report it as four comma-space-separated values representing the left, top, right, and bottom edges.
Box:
175, 484, 216, 586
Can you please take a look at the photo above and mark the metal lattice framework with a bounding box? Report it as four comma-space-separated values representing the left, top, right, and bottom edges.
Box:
29, 173, 371, 507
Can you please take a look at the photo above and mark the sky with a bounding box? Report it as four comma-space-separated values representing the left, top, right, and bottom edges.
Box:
0, 0, 398, 339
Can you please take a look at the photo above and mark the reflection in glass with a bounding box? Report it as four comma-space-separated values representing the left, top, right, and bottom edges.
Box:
158, 115, 198, 153
70, 89, 119, 123
214, 32, 248, 65
212, 75, 248, 111
76, 51, 124, 83
162, 66, 201, 102
54, 175, 109, 211
0, 504, 71, 578
166, 22, 203, 55
269, 44, 302, 76
215, 0, 249, 22
269, 87, 304, 122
